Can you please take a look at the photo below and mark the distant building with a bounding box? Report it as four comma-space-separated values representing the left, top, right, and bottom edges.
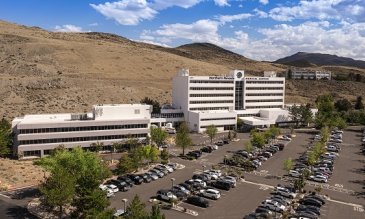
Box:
290, 68, 331, 80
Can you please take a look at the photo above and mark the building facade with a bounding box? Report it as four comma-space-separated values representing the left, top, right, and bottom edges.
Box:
172, 69, 287, 133
290, 68, 331, 80
12, 104, 152, 159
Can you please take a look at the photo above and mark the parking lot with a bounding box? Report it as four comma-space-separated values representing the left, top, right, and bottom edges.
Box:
107, 129, 365, 219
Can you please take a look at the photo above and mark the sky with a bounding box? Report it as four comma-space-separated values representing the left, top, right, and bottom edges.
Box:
0, 0, 364, 61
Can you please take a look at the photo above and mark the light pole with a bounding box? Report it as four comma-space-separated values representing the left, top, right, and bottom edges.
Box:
170, 178, 175, 189
122, 198, 128, 213
224, 155, 228, 166
202, 165, 206, 172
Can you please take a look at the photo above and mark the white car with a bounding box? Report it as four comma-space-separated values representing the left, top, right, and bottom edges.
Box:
209, 144, 219, 150
99, 184, 108, 191
193, 179, 207, 187
289, 170, 301, 178
203, 170, 219, 180
309, 175, 328, 183
209, 169, 222, 177
158, 164, 174, 173
106, 189, 114, 198
258, 156, 268, 161
106, 184, 119, 193
201, 189, 221, 200
275, 187, 297, 199
261, 200, 286, 212
324, 152, 338, 158
157, 190, 178, 202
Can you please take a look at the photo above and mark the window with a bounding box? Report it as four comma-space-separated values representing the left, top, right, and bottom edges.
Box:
189, 100, 233, 104
189, 87, 233, 90
246, 93, 283, 96
189, 107, 229, 111
246, 81, 284, 84
201, 117, 236, 121
190, 80, 233, 84
245, 99, 283, 103
245, 87, 283, 90
245, 105, 283, 109
189, 93, 233, 97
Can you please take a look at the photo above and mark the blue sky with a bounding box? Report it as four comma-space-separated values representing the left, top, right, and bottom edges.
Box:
1, 0, 364, 61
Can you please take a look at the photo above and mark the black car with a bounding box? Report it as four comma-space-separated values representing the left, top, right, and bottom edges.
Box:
255, 206, 273, 215
171, 189, 188, 200
154, 166, 169, 175
296, 205, 321, 215
211, 180, 231, 191
223, 139, 230, 144
126, 174, 143, 185
105, 179, 130, 192
192, 174, 209, 182
201, 146, 213, 153
306, 195, 326, 205
187, 151, 201, 159
186, 196, 209, 208
117, 176, 134, 187
296, 211, 318, 219
300, 198, 322, 207
179, 182, 194, 192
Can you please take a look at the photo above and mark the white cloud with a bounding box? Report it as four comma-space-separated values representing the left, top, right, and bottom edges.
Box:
214, 0, 230, 7
253, 8, 268, 18
90, 0, 205, 25
151, 0, 203, 10
90, 0, 158, 25
54, 24, 84, 32
218, 13, 252, 24
259, 0, 269, 5
268, 0, 365, 22
89, 22, 99, 26
238, 4, 243, 8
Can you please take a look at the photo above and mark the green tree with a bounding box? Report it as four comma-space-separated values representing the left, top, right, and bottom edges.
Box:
289, 104, 301, 127
0, 118, 12, 157
320, 126, 330, 143
307, 151, 317, 170
142, 145, 159, 167
125, 195, 148, 219
175, 122, 192, 155
90, 141, 103, 153
117, 154, 135, 174
110, 142, 121, 164
141, 97, 161, 114
160, 149, 169, 164
205, 124, 218, 143
37, 147, 111, 218
335, 98, 352, 112
294, 176, 306, 193
300, 104, 313, 126
39, 168, 75, 218
244, 141, 253, 153
269, 126, 281, 138
129, 146, 144, 171
283, 158, 294, 174
355, 96, 364, 110
150, 127, 168, 148
237, 118, 244, 130
148, 205, 165, 219
251, 132, 265, 148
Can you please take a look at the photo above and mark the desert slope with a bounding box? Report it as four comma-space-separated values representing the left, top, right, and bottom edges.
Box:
0, 20, 364, 120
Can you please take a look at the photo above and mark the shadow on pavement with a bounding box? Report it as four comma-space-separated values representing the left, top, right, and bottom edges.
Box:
6, 206, 37, 219
10, 188, 40, 200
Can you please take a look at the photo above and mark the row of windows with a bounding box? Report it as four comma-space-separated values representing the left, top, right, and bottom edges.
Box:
246, 87, 284, 90
201, 117, 236, 121
245, 105, 283, 109
189, 107, 229, 111
189, 100, 233, 104
246, 99, 283, 103
151, 113, 184, 118
189, 87, 233, 90
246, 81, 284, 84
201, 125, 235, 130
237, 113, 260, 117
246, 93, 283, 96
19, 133, 148, 145
18, 124, 148, 134
190, 93, 233, 97
190, 80, 233, 84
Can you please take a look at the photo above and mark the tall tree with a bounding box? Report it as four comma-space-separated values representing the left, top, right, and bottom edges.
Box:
39, 168, 75, 218
251, 132, 265, 148
355, 96, 364, 110
117, 154, 135, 174
37, 147, 111, 218
283, 158, 294, 174
205, 124, 218, 143
125, 195, 148, 219
175, 122, 192, 155
300, 104, 313, 126
148, 205, 166, 219
335, 98, 352, 112
142, 145, 159, 167
289, 104, 301, 127
150, 127, 168, 148
244, 141, 253, 153
0, 118, 12, 157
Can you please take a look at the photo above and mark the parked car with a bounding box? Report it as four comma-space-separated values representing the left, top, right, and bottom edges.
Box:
139, 174, 152, 183
105, 179, 130, 192
117, 176, 134, 187
186, 196, 209, 208
211, 180, 231, 191
167, 163, 178, 170
261, 200, 286, 212
156, 189, 177, 202
223, 139, 230, 144
154, 166, 169, 175
201, 146, 213, 153
216, 140, 224, 146
289, 170, 301, 178
255, 206, 274, 216
296, 204, 321, 215
201, 188, 221, 200
221, 176, 237, 186
149, 169, 164, 178
170, 189, 188, 200
106, 184, 119, 193
300, 198, 323, 207
126, 174, 144, 185
146, 172, 159, 180
309, 175, 328, 183
157, 164, 174, 173
275, 187, 297, 199
172, 185, 191, 195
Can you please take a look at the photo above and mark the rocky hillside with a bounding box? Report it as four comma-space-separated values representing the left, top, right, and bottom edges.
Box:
0, 20, 364, 120
275, 52, 365, 69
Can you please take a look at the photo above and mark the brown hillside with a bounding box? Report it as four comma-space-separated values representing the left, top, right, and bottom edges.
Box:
0, 20, 364, 120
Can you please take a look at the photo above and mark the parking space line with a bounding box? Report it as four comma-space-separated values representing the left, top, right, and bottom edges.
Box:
240, 179, 274, 189
0, 193, 10, 199
327, 197, 364, 209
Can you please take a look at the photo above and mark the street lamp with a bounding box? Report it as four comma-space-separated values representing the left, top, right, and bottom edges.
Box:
224, 155, 228, 166
202, 165, 206, 172
122, 198, 128, 213
170, 178, 175, 188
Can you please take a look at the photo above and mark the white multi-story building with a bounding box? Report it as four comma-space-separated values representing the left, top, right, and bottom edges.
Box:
12, 69, 291, 158
290, 68, 331, 80
12, 104, 152, 158
172, 69, 287, 133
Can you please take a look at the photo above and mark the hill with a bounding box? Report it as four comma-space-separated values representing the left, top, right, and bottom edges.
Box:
0, 20, 364, 120
275, 52, 365, 69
